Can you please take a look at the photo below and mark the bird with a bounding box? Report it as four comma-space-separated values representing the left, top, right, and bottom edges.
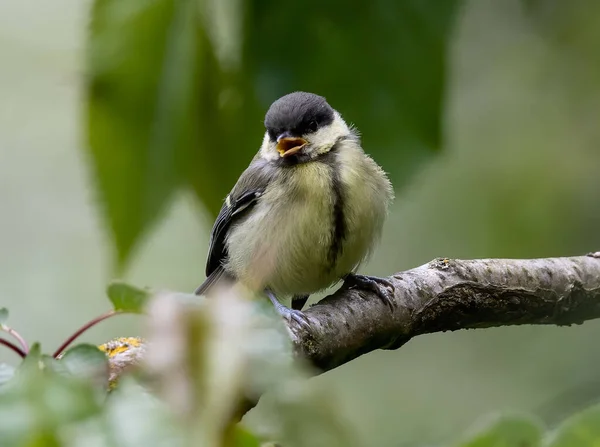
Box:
194, 92, 394, 324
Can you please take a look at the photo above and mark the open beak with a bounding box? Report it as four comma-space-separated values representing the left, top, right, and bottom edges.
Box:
276, 137, 308, 158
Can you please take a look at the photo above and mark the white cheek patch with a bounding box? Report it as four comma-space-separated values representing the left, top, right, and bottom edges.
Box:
307, 112, 350, 155
259, 131, 280, 161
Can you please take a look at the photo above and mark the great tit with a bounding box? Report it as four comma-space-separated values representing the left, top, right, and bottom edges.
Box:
195, 92, 394, 324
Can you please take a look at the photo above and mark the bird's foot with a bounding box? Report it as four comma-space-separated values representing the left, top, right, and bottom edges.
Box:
276, 304, 310, 327
343, 273, 396, 310
266, 290, 310, 327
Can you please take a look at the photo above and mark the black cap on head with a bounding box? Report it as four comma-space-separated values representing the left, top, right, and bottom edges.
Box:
264, 92, 335, 141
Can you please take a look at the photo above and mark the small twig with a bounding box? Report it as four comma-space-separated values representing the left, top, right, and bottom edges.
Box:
0, 324, 29, 355
0, 337, 26, 358
53, 310, 120, 358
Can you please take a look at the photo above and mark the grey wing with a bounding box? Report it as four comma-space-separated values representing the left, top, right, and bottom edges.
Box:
195, 189, 263, 296
201, 157, 280, 281
204, 189, 263, 277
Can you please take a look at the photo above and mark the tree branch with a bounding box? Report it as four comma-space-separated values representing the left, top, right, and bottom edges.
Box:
288, 253, 600, 373
102, 253, 600, 389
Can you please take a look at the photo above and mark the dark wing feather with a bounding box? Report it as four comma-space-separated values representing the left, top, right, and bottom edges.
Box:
204, 201, 233, 277
205, 190, 263, 276
194, 266, 226, 295
201, 157, 280, 285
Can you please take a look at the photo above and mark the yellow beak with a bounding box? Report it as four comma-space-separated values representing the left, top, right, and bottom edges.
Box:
276, 137, 308, 158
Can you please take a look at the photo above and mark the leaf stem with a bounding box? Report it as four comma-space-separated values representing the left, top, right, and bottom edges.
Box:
52, 310, 121, 358
0, 324, 29, 355
0, 337, 26, 358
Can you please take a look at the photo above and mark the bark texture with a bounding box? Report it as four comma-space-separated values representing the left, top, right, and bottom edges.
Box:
288, 253, 600, 372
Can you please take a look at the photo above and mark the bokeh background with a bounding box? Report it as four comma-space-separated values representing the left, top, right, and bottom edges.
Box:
1, 0, 600, 445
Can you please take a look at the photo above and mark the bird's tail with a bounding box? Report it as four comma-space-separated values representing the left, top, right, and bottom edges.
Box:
194, 267, 227, 296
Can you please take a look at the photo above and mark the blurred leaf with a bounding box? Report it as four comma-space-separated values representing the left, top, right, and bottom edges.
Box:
25, 433, 61, 447
18, 342, 42, 371
103, 379, 184, 447
59, 344, 109, 390
86, 0, 203, 268
61, 378, 183, 447
536, 377, 600, 428
177, 25, 258, 219
145, 288, 297, 445
107, 281, 150, 313
231, 426, 261, 447
456, 414, 542, 447
546, 404, 600, 447
0, 363, 15, 386
524, 1, 600, 104
145, 288, 248, 443
59, 418, 109, 447
265, 380, 360, 447
246, 0, 461, 189
39, 354, 67, 375
0, 344, 101, 447
0, 307, 8, 324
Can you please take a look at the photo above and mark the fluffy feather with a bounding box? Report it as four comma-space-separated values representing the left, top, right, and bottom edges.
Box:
196, 93, 394, 303
226, 131, 393, 296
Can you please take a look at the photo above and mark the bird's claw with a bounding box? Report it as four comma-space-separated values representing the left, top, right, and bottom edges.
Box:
265, 290, 310, 328
276, 305, 310, 328
344, 273, 396, 309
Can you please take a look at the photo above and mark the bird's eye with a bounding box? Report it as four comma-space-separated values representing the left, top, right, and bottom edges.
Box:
308, 120, 318, 132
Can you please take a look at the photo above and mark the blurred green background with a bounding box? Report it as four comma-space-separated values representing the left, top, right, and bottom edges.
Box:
1, 0, 600, 445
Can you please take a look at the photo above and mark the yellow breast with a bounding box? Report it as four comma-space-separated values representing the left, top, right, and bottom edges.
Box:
225, 144, 392, 297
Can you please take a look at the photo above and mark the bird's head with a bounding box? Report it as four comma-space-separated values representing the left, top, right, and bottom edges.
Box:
260, 92, 354, 163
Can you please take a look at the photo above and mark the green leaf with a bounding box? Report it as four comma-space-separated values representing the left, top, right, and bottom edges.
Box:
0, 344, 101, 447
23, 433, 61, 447
456, 414, 543, 447
107, 281, 151, 313
232, 426, 261, 447
86, 0, 203, 269
0, 308, 8, 325
59, 344, 109, 389
185, 0, 463, 214
18, 343, 42, 372
103, 378, 183, 447
0, 363, 15, 386
245, 0, 461, 190
547, 404, 600, 446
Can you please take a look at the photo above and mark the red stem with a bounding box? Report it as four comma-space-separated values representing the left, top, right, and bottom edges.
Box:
0, 325, 29, 354
0, 337, 26, 358
52, 310, 120, 358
